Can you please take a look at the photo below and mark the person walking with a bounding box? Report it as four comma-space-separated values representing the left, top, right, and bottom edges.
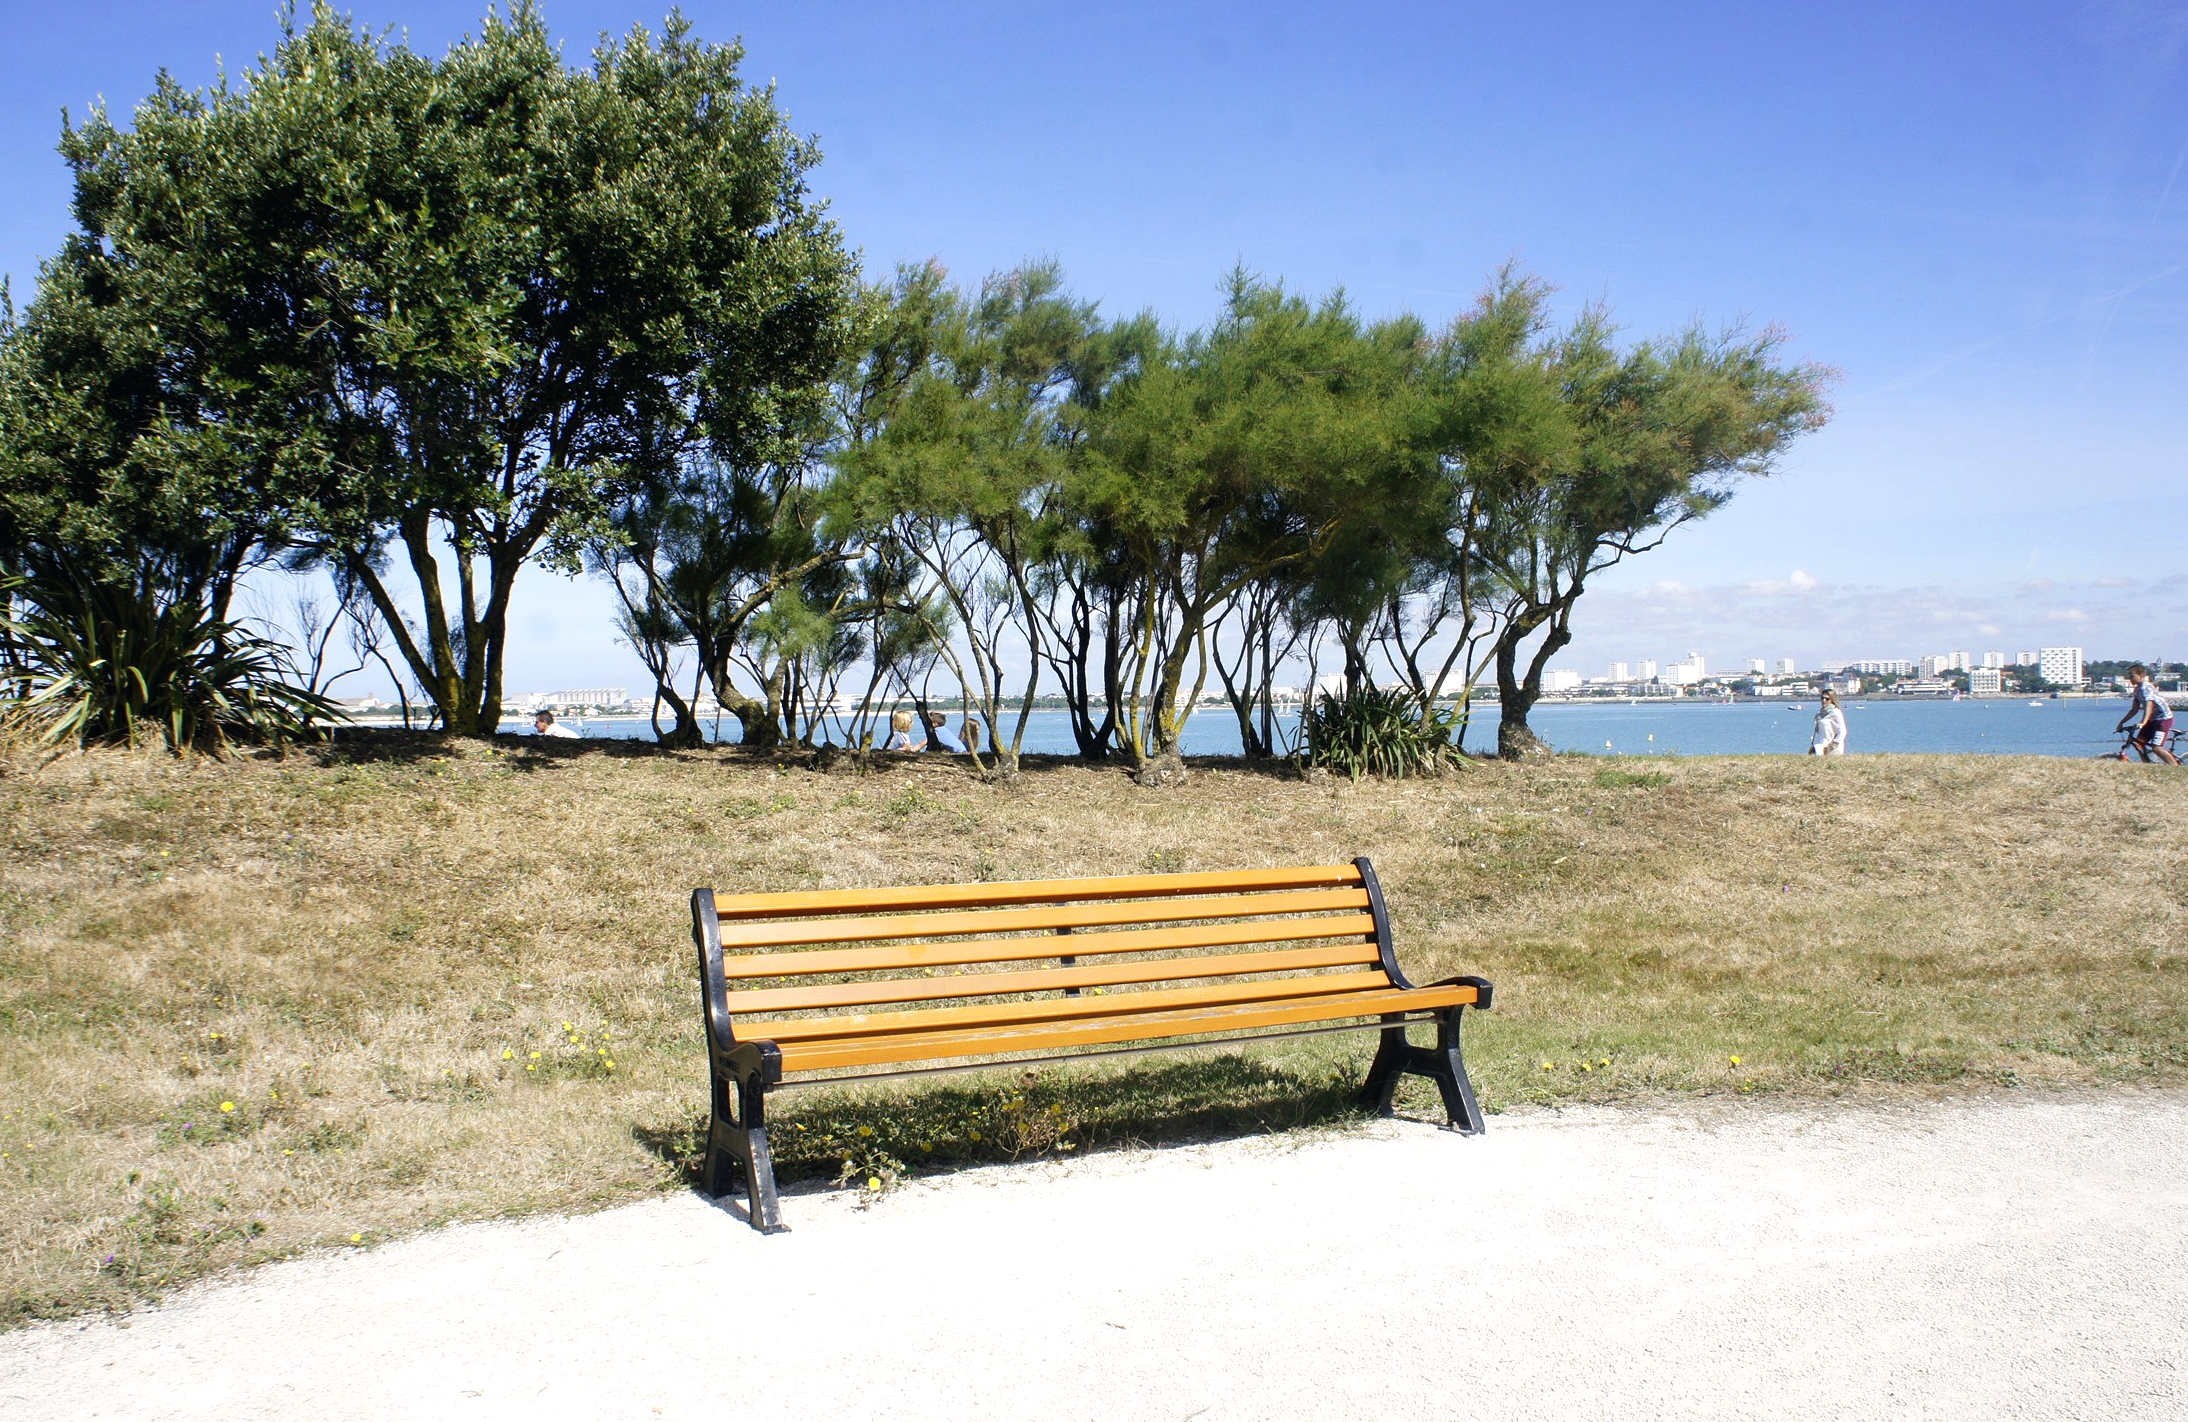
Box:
2114, 664, 2178, 764
1808, 689, 1848, 756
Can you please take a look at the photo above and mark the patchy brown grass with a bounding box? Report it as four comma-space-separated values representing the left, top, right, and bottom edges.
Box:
1, 736, 2182, 1325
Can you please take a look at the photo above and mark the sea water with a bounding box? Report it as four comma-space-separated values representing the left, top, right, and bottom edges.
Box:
500, 697, 2137, 759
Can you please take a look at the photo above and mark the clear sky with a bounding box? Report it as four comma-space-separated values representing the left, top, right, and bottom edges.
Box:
5, 1, 2185, 696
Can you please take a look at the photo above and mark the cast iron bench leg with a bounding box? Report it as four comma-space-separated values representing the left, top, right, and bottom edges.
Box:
1358, 1005, 1488, 1135
705, 1065, 785, 1233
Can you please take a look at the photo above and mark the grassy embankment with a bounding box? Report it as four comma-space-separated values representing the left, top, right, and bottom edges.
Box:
1, 736, 2182, 1325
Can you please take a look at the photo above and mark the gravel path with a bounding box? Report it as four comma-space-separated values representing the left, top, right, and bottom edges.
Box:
4, 1090, 2184, 1421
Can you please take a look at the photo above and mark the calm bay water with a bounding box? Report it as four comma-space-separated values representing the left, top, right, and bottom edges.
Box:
502, 696, 2135, 759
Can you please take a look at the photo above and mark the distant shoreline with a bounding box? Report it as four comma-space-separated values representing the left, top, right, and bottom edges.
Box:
330, 688, 2112, 729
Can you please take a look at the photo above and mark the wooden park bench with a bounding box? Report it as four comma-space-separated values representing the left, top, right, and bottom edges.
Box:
690, 857, 1493, 1231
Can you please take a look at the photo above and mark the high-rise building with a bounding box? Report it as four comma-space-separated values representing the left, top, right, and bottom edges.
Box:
1947, 651, 1970, 672
1981, 651, 2005, 669
1636, 659, 1658, 681
1666, 652, 1707, 686
2038, 646, 2083, 687
1543, 669, 1584, 693
1747, 658, 1767, 675
1775, 658, 1797, 675
1969, 668, 2004, 695
2016, 650, 2040, 666
1608, 661, 1630, 682
1922, 654, 1952, 677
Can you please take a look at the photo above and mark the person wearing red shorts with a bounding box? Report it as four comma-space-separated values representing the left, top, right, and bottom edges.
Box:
2115, 664, 2178, 765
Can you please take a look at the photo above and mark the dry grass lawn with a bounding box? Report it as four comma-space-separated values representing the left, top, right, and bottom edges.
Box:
2, 735, 2183, 1326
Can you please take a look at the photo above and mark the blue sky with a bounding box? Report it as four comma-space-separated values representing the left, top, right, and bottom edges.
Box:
5, 1, 2185, 694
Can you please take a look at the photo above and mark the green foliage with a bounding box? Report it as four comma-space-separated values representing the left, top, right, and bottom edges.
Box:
2, 576, 340, 754
1302, 686, 1462, 781
1436, 273, 1834, 757
3, 3, 858, 736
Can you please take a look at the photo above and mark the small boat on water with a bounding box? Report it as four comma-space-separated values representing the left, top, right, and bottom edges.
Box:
2028, 700, 2044, 707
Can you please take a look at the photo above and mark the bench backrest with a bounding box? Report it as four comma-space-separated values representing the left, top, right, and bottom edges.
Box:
691, 857, 1409, 1049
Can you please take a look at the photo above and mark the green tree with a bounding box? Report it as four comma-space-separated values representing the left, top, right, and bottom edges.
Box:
17, 3, 854, 736
1472, 291, 1833, 757
834, 260, 1111, 770
1081, 272, 1422, 762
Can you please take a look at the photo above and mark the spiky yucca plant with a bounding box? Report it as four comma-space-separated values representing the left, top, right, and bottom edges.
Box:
1, 578, 340, 753
1301, 685, 1463, 781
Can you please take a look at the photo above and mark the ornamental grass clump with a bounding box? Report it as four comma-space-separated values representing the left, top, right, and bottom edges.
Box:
2, 576, 339, 754
1302, 685, 1462, 780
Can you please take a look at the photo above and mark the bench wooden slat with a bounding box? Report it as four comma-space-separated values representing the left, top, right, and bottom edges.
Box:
774, 981, 1484, 1073
709, 864, 1365, 920
740, 969, 1399, 1043
720, 913, 1379, 980
722, 941, 1382, 1014
714, 887, 1373, 950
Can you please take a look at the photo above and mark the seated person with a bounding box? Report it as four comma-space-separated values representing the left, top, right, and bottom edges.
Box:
533, 709, 581, 739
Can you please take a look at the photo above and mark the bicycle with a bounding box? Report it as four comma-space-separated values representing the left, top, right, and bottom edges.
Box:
2102, 722, 2184, 763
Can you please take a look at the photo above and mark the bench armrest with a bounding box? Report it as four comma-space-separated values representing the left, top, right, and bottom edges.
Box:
1429, 974, 1494, 1010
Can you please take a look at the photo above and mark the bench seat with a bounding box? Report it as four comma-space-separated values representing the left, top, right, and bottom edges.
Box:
691, 856, 1492, 1231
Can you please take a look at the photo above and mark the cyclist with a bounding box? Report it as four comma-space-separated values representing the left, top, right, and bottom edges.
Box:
2114, 664, 2178, 765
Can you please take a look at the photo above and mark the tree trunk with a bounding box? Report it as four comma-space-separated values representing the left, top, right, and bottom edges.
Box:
1493, 601, 1575, 759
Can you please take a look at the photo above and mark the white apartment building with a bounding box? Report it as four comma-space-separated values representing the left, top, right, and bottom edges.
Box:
1747, 658, 1767, 675
2016, 650, 2039, 666
2037, 647, 2083, 687
1636, 660, 1658, 681
548, 687, 631, 710
1921, 654, 1952, 678
1543, 669, 1584, 693
1948, 650, 1970, 672
1969, 668, 2004, 695
1981, 651, 2005, 669
1608, 661, 1630, 682
1665, 652, 1707, 687
1775, 658, 1797, 675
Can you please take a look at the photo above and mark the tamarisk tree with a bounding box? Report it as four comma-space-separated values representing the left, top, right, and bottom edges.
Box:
1464, 278, 1833, 757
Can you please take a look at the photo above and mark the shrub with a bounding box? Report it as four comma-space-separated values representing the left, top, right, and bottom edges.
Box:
1301, 685, 1461, 780
1, 576, 340, 753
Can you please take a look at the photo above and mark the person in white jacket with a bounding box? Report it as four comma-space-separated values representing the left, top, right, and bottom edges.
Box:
1809, 689, 1847, 756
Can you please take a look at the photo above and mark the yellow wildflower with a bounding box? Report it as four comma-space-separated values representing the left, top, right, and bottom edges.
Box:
219, 1101, 236, 1114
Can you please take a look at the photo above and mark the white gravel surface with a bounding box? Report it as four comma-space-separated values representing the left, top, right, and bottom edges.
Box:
4, 1090, 2185, 1422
